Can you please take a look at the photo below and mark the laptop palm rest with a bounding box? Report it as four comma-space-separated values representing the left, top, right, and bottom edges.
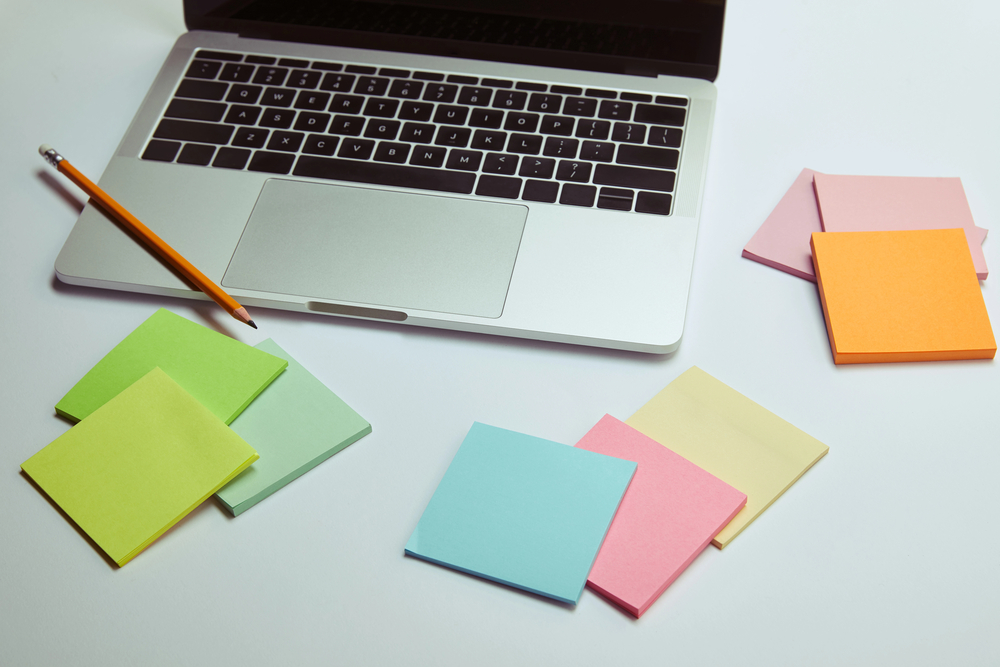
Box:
222, 179, 527, 318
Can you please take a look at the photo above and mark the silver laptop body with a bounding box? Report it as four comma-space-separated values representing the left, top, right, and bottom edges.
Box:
54, 0, 723, 353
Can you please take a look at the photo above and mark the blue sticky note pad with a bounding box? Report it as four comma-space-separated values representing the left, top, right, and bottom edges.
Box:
405, 422, 636, 604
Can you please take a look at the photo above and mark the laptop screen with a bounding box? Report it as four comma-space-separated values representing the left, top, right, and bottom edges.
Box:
185, 0, 725, 80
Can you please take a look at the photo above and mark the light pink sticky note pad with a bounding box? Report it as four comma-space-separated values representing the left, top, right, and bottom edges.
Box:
814, 173, 988, 279
742, 168, 824, 282
576, 415, 747, 618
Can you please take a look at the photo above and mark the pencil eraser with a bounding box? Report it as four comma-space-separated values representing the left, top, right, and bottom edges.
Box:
39, 144, 54, 156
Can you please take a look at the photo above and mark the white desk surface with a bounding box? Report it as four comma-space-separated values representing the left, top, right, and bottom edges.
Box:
2, 1, 998, 664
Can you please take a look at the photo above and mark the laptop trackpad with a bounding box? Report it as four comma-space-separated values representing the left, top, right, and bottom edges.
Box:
223, 179, 527, 318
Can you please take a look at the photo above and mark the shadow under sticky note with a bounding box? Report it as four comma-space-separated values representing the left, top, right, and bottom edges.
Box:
22, 368, 258, 567
626, 367, 828, 549
217, 339, 371, 516
55, 308, 287, 424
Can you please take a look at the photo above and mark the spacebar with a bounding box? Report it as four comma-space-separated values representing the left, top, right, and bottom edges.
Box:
294, 156, 476, 194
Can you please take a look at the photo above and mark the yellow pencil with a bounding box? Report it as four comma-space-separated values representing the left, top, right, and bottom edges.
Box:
39, 145, 256, 329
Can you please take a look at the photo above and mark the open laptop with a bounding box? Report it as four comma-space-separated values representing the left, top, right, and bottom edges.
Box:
54, 0, 724, 353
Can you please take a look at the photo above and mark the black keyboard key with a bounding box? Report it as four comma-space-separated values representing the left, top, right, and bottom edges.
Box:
476, 175, 521, 199
186, 60, 222, 79
267, 131, 305, 152
492, 90, 527, 110
575, 119, 611, 140
220, 63, 255, 83
413, 71, 445, 81
527, 94, 562, 113
597, 187, 634, 211
507, 134, 542, 154
580, 141, 614, 162
447, 74, 478, 85
261, 87, 296, 107
539, 115, 574, 136
550, 85, 582, 95
481, 78, 513, 88
363, 97, 400, 118
471, 130, 507, 151
320, 73, 355, 92
516, 82, 547, 92
330, 94, 365, 114
355, 76, 389, 96
522, 179, 559, 203
617, 145, 679, 169
311, 61, 343, 71
196, 50, 242, 62
154, 119, 233, 144
294, 156, 476, 194
398, 101, 434, 121
227, 84, 262, 104
388, 80, 424, 99
176, 79, 227, 101
232, 127, 269, 148
563, 97, 598, 116
279, 58, 310, 68
409, 145, 447, 167
458, 86, 493, 106
288, 69, 321, 89
655, 95, 687, 107
621, 92, 652, 103
598, 100, 632, 121
399, 122, 435, 143
446, 149, 483, 171
253, 67, 288, 86
423, 84, 458, 103
543, 137, 578, 159
518, 157, 556, 179
380, 68, 411, 78
177, 143, 216, 166
483, 153, 518, 175
434, 126, 471, 147
141, 140, 180, 162
612, 122, 647, 144
648, 126, 683, 148
295, 90, 331, 110
338, 138, 376, 160
433, 105, 469, 125
635, 191, 672, 215
165, 99, 226, 122
329, 115, 365, 136
224, 105, 261, 125
634, 104, 686, 127
303, 134, 339, 156
294, 112, 331, 133
247, 55, 277, 65
374, 142, 410, 163
469, 108, 504, 129
586, 88, 616, 99
345, 64, 376, 74
504, 112, 540, 133
594, 164, 675, 192
556, 160, 592, 182
212, 147, 251, 170
364, 119, 401, 140
259, 108, 296, 129
560, 184, 596, 207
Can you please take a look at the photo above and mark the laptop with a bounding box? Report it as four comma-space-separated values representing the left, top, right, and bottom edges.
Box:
54, 0, 724, 353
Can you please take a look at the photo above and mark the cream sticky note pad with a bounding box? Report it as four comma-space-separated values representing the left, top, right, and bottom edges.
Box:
217, 339, 372, 516
56, 308, 287, 424
811, 229, 996, 364
22, 368, 259, 566
626, 367, 828, 548
576, 415, 746, 617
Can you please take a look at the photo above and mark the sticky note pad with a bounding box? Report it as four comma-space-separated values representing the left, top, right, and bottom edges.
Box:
22, 368, 259, 566
56, 308, 287, 424
576, 415, 746, 617
216, 339, 372, 516
626, 367, 828, 548
405, 422, 636, 605
813, 173, 988, 279
811, 229, 996, 364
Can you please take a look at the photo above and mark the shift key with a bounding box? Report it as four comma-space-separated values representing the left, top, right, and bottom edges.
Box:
594, 164, 675, 192
153, 119, 234, 144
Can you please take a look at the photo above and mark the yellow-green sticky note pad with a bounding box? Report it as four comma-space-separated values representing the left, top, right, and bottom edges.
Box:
23, 368, 259, 566
55, 308, 287, 424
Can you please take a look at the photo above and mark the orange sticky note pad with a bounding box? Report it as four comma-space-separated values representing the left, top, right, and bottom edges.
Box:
811, 228, 996, 364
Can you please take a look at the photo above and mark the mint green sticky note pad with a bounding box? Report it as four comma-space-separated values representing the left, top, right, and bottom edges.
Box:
217, 339, 371, 516
55, 309, 287, 425
405, 423, 636, 605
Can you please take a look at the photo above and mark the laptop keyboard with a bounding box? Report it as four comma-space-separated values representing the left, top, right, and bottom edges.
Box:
142, 50, 686, 215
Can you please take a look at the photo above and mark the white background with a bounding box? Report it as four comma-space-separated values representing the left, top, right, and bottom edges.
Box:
2, 1, 998, 664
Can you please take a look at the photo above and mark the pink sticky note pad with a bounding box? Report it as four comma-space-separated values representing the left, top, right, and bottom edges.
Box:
814, 173, 988, 279
743, 168, 823, 281
576, 415, 747, 618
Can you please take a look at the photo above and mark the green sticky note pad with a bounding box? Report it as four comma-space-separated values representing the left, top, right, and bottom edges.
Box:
55, 308, 287, 424
405, 423, 636, 605
22, 368, 259, 566
216, 339, 372, 516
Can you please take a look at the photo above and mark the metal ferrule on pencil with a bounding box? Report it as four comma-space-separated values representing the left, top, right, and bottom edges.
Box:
39, 145, 65, 168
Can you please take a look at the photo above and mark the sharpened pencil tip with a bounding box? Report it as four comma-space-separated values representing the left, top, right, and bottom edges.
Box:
248, 320, 258, 329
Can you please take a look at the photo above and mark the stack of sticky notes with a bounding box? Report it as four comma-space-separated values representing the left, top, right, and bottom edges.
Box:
406, 366, 828, 617
22, 308, 370, 565
743, 170, 995, 363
